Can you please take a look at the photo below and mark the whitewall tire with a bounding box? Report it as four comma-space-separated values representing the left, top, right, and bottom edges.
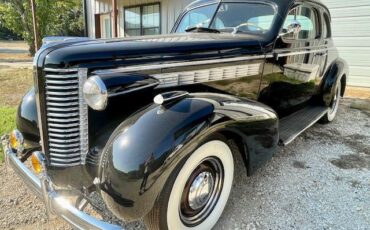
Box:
144, 139, 234, 230
320, 83, 341, 123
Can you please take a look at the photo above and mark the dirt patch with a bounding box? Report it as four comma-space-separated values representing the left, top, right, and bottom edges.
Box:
330, 154, 370, 170
292, 160, 308, 169
0, 53, 31, 61
342, 135, 370, 155
0, 67, 33, 107
302, 128, 370, 155
345, 87, 370, 99
0, 41, 29, 50
351, 180, 361, 188
301, 128, 341, 141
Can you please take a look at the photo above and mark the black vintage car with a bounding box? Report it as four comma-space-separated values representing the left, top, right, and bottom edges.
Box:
2, 0, 348, 229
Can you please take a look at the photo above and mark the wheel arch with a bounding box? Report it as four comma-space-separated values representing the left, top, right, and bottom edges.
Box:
218, 129, 249, 172
340, 73, 347, 97
320, 58, 349, 106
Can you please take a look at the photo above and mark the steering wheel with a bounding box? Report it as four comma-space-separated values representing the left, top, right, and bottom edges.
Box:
232, 22, 265, 34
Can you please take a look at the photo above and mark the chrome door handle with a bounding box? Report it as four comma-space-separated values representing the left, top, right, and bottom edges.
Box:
315, 52, 327, 57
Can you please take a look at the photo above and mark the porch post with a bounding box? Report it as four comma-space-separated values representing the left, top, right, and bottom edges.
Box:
112, 0, 118, 37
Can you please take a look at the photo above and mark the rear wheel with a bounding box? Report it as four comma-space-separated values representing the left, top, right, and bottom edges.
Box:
320, 82, 341, 124
144, 139, 234, 230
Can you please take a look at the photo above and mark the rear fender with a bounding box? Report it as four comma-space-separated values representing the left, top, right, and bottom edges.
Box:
98, 93, 278, 221
320, 58, 349, 106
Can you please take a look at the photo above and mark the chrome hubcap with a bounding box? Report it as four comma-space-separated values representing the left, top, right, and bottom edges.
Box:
180, 157, 224, 226
188, 172, 214, 210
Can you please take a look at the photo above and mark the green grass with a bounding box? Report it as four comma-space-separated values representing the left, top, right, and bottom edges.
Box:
0, 107, 17, 163
0, 66, 32, 163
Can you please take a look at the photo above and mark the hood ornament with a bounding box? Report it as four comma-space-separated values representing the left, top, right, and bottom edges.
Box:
154, 91, 189, 105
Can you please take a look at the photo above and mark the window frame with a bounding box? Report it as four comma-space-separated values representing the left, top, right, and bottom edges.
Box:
124, 2, 161, 36
173, 1, 278, 36
281, 4, 321, 42
100, 12, 112, 39
322, 11, 332, 38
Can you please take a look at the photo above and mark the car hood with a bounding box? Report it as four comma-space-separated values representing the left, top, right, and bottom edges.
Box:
36, 33, 267, 69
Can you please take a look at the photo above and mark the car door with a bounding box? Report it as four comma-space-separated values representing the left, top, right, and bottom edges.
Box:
259, 4, 324, 117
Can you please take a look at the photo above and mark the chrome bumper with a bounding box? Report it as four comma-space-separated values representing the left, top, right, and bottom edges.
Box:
1, 136, 122, 230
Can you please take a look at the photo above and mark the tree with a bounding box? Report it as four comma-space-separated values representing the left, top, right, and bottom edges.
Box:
0, 0, 84, 55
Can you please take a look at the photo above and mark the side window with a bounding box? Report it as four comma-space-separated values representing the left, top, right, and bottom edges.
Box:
322, 13, 331, 38
282, 6, 319, 40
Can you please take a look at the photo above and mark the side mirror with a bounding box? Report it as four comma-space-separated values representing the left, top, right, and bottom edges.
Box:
279, 20, 301, 37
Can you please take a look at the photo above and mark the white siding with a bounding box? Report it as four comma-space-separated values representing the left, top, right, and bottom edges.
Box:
93, 0, 193, 37
161, 0, 194, 33
323, 0, 370, 87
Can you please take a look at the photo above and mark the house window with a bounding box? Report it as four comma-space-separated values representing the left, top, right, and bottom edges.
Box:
104, 18, 112, 38
124, 3, 160, 36
100, 14, 112, 38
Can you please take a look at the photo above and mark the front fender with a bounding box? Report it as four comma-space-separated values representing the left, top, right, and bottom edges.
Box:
99, 97, 214, 221
16, 88, 40, 149
99, 93, 278, 221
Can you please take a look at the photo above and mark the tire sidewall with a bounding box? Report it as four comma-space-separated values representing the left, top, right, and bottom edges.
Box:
166, 140, 234, 230
327, 83, 341, 122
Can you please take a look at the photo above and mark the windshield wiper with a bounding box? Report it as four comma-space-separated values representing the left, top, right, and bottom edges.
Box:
185, 26, 220, 34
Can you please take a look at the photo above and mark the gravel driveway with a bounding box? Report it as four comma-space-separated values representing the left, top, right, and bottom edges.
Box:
0, 98, 369, 230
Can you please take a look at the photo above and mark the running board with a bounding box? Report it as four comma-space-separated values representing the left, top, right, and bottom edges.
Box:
279, 106, 328, 146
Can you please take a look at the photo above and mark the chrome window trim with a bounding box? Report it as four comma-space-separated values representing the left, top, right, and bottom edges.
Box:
173, 0, 278, 34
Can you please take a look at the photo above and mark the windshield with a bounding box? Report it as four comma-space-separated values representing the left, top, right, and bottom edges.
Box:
175, 2, 276, 35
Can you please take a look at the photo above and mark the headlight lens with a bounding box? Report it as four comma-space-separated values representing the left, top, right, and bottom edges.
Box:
9, 129, 24, 153
83, 76, 108, 111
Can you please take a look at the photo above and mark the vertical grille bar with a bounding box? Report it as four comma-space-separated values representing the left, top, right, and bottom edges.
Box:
78, 69, 89, 163
43, 68, 88, 167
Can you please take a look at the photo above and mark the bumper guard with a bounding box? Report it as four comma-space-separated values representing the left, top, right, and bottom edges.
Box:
1, 135, 122, 230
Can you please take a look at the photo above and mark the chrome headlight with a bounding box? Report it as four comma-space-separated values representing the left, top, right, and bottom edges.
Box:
83, 76, 108, 111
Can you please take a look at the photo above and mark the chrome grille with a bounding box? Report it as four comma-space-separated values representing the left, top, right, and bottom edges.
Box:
43, 68, 88, 167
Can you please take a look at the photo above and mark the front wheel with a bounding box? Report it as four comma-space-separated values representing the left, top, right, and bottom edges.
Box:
144, 139, 234, 230
320, 82, 342, 124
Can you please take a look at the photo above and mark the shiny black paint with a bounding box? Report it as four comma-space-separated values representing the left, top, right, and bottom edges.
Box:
42, 34, 264, 70
13, 0, 348, 222
258, 0, 347, 117
99, 93, 278, 221
16, 88, 40, 148
95, 71, 159, 97
320, 58, 348, 106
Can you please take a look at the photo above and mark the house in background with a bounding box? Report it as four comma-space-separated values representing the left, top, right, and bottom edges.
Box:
84, 0, 370, 87
85, 0, 193, 39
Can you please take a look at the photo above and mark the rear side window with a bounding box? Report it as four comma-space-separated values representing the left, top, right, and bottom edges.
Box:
322, 13, 331, 38
282, 6, 319, 40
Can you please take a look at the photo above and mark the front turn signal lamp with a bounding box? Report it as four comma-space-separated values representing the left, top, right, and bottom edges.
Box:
31, 152, 45, 174
9, 129, 24, 153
